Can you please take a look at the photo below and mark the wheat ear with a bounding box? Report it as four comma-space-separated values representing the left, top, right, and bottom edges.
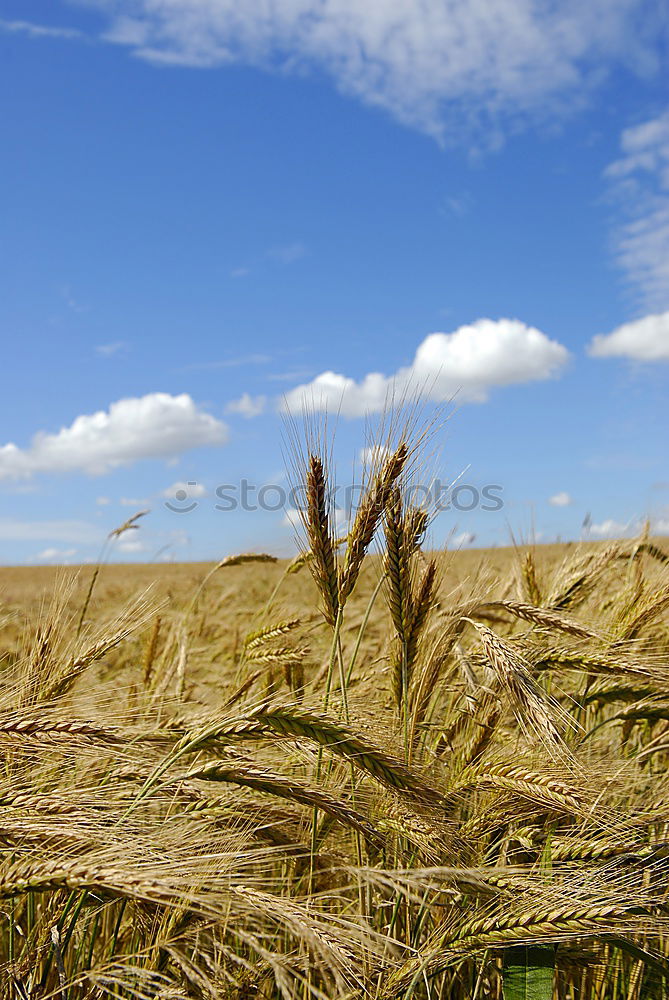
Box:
339, 442, 408, 605
305, 455, 340, 626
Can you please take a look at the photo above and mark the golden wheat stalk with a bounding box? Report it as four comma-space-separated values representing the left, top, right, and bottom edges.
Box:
175, 758, 383, 849
481, 600, 600, 640
0, 717, 121, 742
339, 442, 408, 605
216, 553, 278, 568
244, 619, 301, 650
305, 455, 340, 626
181, 704, 443, 803
464, 619, 573, 747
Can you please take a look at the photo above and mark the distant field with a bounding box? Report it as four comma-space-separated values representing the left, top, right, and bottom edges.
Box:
0, 541, 613, 708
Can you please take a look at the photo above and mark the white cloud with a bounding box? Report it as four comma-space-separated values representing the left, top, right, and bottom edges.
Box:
0, 18, 82, 40
283, 506, 347, 531
605, 112, 669, 310
452, 531, 476, 547
162, 481, 207, 499
549, 491, 573, 507
359, 445, 389, 466
96, 496, 111, 506
226, 393, 267, 418
588, 310, 669, 361
283, 508, 303, 530
0, 393, 228, 480
92, 0, 659, 141
283, 318, 569, 417
0, 520, 102, 543
117, 538, 146, 553
119, 496, 151, 507
37, 547, 78, 562
589, 518, 631, 538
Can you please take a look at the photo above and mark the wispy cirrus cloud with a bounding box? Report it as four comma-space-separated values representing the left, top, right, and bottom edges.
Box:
96, 341, 127, 357
0, 520, 101, 543
0, 18, 83, 41
266, 242, 307, 265
87, 0, 662, 142
605, 111, 669, 311
183, 354, 271, 372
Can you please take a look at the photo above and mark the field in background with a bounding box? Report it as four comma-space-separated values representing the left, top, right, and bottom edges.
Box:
0, 542, 605, 710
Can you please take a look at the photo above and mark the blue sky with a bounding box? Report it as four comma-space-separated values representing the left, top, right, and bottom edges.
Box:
0, 0, 667, 564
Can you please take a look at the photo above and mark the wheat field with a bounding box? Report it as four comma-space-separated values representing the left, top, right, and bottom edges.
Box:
1, 428, 668, 999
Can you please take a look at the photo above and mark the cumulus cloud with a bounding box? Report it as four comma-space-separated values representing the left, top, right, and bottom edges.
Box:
605, 112, 669, 310
549, 492, 573, 507
0, 393, 228, 481
282, 508, 303, 531
117, 538, 146, 553
283, 505, 347, 531
283, 319, 569, 417
452, 531, 476, 547
588, 311, 669, 361
590, 519, 631, 538
226, 393, 267, 418
37, 547, 78, 562
92, 0, 660, 141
